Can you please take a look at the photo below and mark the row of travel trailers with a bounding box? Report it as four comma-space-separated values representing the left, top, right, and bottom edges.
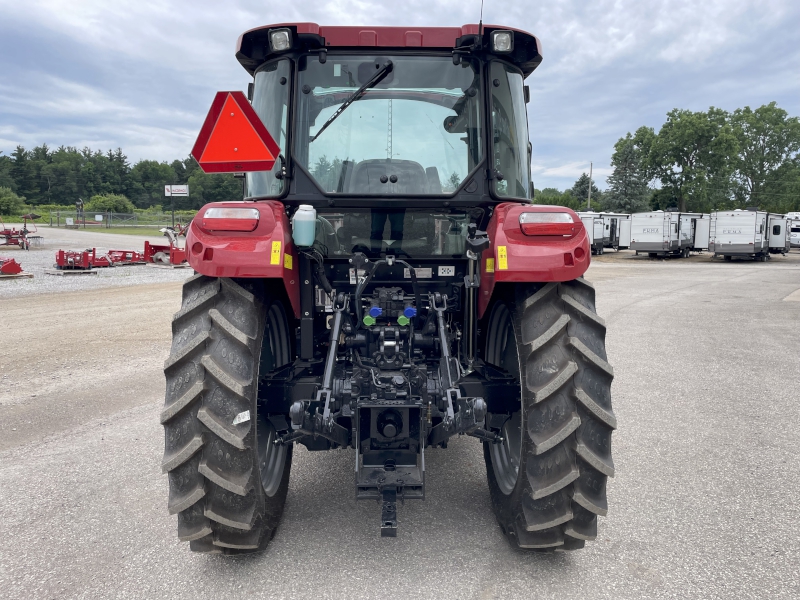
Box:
577, 210, 796, 260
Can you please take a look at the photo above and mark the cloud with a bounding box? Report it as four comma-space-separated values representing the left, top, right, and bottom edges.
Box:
533, 162, 611, 180
0, 0, 798, 190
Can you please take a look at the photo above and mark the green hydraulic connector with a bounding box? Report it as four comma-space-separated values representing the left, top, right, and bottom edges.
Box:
397, 315, 410, 326
363, 315, 376, 326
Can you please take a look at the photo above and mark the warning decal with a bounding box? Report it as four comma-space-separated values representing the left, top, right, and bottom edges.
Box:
485, 257, 495, 273
270, 241, 281, 265
284, 252, 293, 270
497, 246, 508, 270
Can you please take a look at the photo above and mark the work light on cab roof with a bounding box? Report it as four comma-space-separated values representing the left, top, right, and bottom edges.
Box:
163, 21, 615, 556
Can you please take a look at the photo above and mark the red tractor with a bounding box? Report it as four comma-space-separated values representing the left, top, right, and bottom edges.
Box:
162, 23, 615, 554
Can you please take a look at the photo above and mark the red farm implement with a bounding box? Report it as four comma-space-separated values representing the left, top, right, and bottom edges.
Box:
1, 214, 39, 250
144, 225, 187, 266
54, 248, 113, 270
0, 256, 24, 276
54, 247, 148, 269
107, 249, 147, 265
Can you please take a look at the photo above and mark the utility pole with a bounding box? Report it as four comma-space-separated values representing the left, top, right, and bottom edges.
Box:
587, 162, 593, 210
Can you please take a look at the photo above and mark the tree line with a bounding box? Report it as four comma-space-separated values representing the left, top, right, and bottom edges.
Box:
2, 101, 797, 217
0, 145, 241, 215
537, 102, 800, 214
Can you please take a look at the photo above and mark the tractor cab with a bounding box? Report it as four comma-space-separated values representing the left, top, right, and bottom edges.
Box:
240, 25, 540, 212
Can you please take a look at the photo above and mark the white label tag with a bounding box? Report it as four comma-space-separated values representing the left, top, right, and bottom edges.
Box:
232, 410, 250, 425
438, 266, 455, 277
334, 64, 341, 76
349, 268, 366, 285
404, 268, 432, 279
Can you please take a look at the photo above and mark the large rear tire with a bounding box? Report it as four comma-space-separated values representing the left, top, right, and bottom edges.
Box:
161, 275, 293, 553
482, 279, 615, 551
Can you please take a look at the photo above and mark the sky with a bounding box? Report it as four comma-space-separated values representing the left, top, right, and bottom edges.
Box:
0, 0, 798, 190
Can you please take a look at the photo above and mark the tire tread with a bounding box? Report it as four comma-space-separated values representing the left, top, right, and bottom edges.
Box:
484, 279, 615, 551
162, 275, 292, 553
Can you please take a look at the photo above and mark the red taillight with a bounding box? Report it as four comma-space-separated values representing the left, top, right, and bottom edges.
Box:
519, 212, 579, 237
198, 207, 259, 232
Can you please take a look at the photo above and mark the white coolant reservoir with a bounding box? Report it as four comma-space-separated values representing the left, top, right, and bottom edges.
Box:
292, 204, 317, 248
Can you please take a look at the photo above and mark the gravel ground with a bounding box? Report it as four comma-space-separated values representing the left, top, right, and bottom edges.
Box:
1, 251, 799, 599
0, 226, 192, 299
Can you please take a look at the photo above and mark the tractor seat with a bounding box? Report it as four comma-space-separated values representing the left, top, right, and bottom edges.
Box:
347, 159, 427, 195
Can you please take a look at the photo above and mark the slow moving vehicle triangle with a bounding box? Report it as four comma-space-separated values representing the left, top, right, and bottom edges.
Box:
192, 91, 280, 173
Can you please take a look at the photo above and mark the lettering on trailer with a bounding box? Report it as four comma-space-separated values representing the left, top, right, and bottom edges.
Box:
722, 229, 742, 234
643, 228, 660, 233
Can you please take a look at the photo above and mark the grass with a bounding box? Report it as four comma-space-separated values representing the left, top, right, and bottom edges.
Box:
87, 227, 169, 238
32, 225, 170, 238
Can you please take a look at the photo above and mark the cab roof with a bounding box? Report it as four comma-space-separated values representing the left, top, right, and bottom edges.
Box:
236, 23, 542, 77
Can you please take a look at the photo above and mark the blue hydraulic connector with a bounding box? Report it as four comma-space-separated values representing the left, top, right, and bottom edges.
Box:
368, 306, 383, 318
403, 306, 417, 318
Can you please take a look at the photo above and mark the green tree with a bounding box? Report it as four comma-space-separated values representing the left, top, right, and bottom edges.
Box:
730, 102, 800, 207
648, 107, 737, 212
606, 133, 650, 213
0, 186, 25, 215
311, 155, 335, 191
535, 187, 584, 211
41, 146, 82, 205
632, 126, 657, 181
85, 193, 135, 213
128, 160, 177, 208
571, 173, 603, 210
0, 151, 14, 190
444, 171, 461, 192
10, 146, 37, 201
187, 170, 242, 208
759, 157, 800, 213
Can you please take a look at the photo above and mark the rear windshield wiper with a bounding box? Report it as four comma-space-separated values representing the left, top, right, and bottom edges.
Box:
311, 60, 394, 142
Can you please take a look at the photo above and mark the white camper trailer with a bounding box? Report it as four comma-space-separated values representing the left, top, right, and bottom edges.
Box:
630, 211, 703, 258
578, 212, 606, 255
785, 213, 800, 249
709, 210, 770, 261
691, 214, 711, 251
768, 214, 790, 255
790, 220, 800, 249
619, 218, 632, 249
597, 213, 631, 250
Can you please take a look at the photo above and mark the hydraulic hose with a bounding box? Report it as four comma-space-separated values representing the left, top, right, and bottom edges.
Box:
355, 259, 383, 329
354, 257, 424, 330
314, 261, 333, 294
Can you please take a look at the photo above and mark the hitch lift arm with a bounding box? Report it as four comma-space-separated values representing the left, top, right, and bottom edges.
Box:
277, 294, 351, 448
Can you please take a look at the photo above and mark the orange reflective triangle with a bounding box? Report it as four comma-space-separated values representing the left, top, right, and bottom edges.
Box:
200, 95, 275, 163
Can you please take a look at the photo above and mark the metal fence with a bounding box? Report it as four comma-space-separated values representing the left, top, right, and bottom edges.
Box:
49, 211, 195, 229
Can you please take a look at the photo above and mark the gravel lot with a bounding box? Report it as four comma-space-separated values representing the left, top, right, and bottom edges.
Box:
0, 226, 191, 299
1, 245, 799, 599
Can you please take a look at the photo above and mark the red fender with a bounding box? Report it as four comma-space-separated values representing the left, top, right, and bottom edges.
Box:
478, 203, 591, 318
185, 200, 301, 317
